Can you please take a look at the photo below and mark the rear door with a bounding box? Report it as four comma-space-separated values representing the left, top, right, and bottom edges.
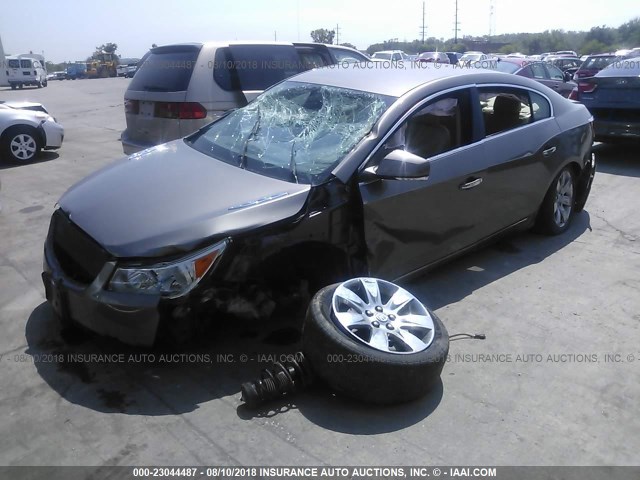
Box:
478, 86, 560, 224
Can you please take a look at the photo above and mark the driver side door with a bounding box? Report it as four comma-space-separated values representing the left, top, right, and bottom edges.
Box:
359, 88, 491, 280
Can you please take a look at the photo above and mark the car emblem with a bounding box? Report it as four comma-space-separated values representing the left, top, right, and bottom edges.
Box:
615, 79, 628, 85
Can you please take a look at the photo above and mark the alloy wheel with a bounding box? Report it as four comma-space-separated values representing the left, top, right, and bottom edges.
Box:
331, 277, 435, 354
553, 170, 574, 228
10, 134, 37, 161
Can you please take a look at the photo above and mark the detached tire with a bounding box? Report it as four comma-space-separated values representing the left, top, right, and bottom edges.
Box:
535, 165, 576, 235
303, 278, 449, 404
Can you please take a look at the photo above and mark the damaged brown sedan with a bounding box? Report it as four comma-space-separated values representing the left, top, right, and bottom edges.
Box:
43, 64, 595, 346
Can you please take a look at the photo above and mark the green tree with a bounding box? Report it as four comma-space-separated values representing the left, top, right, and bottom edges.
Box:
310, 28, 335, 44
340, 42, 358, 50
95, 42, 118, 54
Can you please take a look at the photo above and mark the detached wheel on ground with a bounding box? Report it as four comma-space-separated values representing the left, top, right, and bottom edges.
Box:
1, 126, 41, 163
535, 165, 576, 235
303, 278, 449, 404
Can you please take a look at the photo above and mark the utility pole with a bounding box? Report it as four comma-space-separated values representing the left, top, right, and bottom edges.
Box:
274, 31, 277, 41
419, 1, 427, 44
453, 0, 460, 44
335, 24, 341, 45
489, 0, 496, 37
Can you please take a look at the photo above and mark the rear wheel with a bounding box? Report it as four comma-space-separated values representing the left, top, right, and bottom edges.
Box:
1, 126, 41, 162
535, 166, 576, 235
10, 84, 16, 90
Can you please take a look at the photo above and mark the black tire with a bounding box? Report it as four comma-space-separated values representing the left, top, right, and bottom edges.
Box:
534, 165, 576, 235
575, 154, 596, 213
303, 282, 449, 404
43, 79, 48, 87
37, 80, 42, 88
18, 84, 23, 89
1, 126, 42, 163
10, 84, 16, 90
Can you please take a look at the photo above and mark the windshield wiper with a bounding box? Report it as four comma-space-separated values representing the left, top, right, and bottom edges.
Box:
239, 106, 261, 169
289, 140, 299, 184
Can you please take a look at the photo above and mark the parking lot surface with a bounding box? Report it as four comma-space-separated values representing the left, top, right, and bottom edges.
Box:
0, 78, 639, 466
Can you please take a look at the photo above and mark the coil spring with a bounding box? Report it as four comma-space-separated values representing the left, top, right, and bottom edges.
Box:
241, 352, 313, 408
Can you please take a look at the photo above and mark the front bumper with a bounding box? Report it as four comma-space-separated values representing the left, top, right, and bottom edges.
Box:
41, 119, 64, 149
43, 242, 161, 346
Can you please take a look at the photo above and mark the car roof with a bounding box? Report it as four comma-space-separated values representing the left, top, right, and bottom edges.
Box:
288, 63, 518, 97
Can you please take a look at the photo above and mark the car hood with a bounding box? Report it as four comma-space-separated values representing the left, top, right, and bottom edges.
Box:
58, 140, 311, 258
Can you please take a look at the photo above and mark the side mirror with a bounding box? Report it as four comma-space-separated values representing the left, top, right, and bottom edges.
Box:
563, 71, 573, 82
372, 149, 431, 180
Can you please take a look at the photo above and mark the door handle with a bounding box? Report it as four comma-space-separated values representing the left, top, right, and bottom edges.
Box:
543, 146, 557, 157
459, 177, 483, 190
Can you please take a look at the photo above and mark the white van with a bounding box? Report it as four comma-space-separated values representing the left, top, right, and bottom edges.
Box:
6, 54, 48, 89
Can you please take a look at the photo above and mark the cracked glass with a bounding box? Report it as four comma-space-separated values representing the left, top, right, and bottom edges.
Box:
187, 81, 394, 185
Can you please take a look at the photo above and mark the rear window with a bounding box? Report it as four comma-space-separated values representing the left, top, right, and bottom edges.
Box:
7, 59, 20, 68
129, 46, 201, 92
213, 45, 303, 92
20, 60, 32, 68
583, 56, 614, 69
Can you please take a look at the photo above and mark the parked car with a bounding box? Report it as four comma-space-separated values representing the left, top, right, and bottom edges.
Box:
573, 54, 616, 80
416, 52, 450, 64
54, 71, 66, 80
571, 59, 640, 142
370, 50, 409, 62
458, 51, 492, 67
45, 64, 594, 346
6, 55, 48, 89
0, 102, 64, 162
121, 41, 369, 154
545, 55, 583, 77
496, 59, 576, 97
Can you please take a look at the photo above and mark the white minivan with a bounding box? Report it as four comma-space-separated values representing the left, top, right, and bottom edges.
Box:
6, 54, 48, 89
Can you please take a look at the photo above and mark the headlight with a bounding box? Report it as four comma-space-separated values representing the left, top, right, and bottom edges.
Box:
108, 239, 229, 298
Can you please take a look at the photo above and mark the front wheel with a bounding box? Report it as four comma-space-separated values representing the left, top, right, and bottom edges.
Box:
303, 278, 449, 404
1, 126, 41, 162
535, 166, 576, 235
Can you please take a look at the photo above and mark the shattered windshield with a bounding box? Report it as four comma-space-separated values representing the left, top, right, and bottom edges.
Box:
187, 81, 394, 185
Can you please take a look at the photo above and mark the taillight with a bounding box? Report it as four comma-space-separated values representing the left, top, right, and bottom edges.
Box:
124, 99, 139, 114
568, 88, 578, 100
578, 81, 597, 94
154, 102, 207, 120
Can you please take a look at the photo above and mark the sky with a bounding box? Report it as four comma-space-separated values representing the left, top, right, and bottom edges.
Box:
1, 0, 638, 62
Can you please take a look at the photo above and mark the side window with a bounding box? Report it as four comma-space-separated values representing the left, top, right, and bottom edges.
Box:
479, 88, 531, 136
380, 89, 473, 160
392, 53, 401, 61
546, 65, 564, 81
298, 51, 327, 70
520, 66, 533, 78
529, 91, 551, 121
332, 49, 365, 63
530, 63, 547, 79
